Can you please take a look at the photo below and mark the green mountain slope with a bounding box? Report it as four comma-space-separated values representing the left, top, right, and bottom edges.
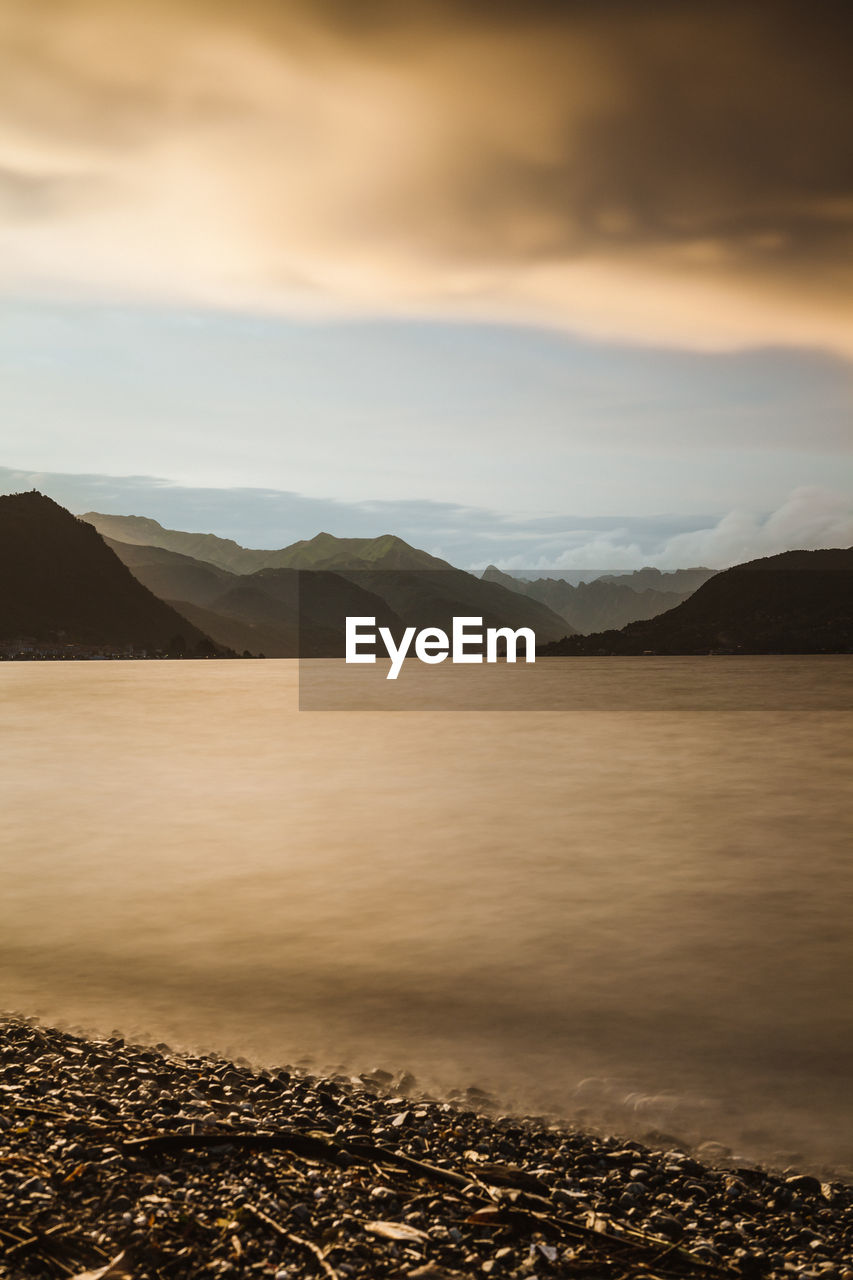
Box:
86, 513, 453, 574
269, 530, 453, 571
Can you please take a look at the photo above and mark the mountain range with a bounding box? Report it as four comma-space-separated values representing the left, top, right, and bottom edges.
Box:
89, 512, 716, 636
540, 548, 853, 655
1, 497, 573, 657
482, 564, 716, 635
86, 513, 572, 656
5, 495, 850, 658
83, 513, 450, 574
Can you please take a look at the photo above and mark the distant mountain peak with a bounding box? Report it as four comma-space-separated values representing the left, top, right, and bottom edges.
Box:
84, 513, 455, 575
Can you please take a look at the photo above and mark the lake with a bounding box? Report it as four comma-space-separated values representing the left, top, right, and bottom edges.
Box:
2, 658, 851, 1173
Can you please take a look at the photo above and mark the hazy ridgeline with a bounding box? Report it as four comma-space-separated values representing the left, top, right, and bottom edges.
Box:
2, 661, 852, 1172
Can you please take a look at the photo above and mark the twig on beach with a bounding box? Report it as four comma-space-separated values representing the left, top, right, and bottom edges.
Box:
5, 1018, 850, 1280
342, 1137, 486, 1192
243, 1204, 341, 1280
549, 1210, 733, 1277
119, 1127, 730, 1275
122, 1127, 498, 1195
0, 1224, 31, 1246
120, 1127, 354, 1165
41, 1253, 76, 1278
8, 1101, 75, 1119
3, 1232, 40, 1258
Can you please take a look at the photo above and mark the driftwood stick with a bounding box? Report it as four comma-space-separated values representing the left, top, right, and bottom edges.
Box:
117, 1128, 728, 1276
121, 1129, 354, 1165
243, 1205, 340, 1280
341, 1138, 476, 1191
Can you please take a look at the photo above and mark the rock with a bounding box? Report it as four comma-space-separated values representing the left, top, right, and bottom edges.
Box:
787, 1174, 824, 1197
648, 1212, 685, 1241
395, 1071, 418, 1094
2, 1014, 853, 1280
696, 1140, 732, 1161
362, 1067, 394, 1086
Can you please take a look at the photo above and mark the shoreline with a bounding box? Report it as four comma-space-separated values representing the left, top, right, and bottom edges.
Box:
2, 1018, 852, 1279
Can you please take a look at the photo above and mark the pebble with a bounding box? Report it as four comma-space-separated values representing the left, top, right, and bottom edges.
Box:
0, 1014, 852, 1280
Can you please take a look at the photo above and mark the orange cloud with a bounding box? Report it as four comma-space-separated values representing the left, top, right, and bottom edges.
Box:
0, 0, 851, 353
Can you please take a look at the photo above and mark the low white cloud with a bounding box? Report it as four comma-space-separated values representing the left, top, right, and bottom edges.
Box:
658, 488, 853, 568
524, 488, 853, 571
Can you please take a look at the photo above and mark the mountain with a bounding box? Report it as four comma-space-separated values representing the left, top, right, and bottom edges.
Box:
267, 531, 452, 572
102, 539, 406, 657
341, 568, 572, 643
209, 568, 407, 657
482, 564, 713, 634
102, 538, 236, 607
0, 492, 221, 654
86, 513, 453, 574
158, 598, 297, 659
597, 566, 717, 595
540, 548, 853, 655
104, 533, 574, 654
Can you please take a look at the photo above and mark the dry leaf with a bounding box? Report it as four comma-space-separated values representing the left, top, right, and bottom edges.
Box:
70, 1252, 131, 1280
465, 1208, 504, 1225
364, 1219, 429, 1242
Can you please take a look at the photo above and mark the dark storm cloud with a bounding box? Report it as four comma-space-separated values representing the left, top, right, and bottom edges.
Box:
348, 1, 853, 278
0, 0, 850, 350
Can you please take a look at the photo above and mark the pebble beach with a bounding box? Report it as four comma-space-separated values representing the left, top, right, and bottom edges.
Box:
2, 1017, 852, 1280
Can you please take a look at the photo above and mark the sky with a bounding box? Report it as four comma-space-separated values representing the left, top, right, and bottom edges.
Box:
0, 0, 851, 567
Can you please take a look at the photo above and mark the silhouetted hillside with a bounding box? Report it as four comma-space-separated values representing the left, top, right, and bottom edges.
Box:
481, 564, 708, 634
0, 492, 221, 653
540, 548, 853, 655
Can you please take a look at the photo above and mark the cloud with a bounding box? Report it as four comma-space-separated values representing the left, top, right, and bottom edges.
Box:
2, 463, 704, 567
2, 466, 849, 573
0, 1, 851, 353
657, 487, 853, 569
538, 487, 853, 571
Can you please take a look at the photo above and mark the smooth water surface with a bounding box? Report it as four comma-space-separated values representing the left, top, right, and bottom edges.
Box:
2, 659, 851, 1171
